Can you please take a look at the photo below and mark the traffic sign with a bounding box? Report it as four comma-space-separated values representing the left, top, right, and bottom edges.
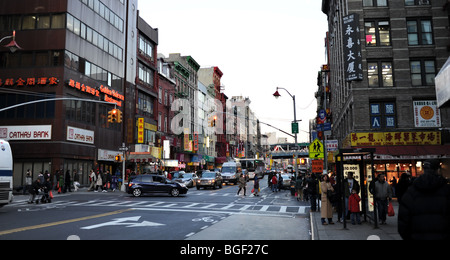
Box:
311, 160, 324, 173
291, 122, 299, 134
309, 138, 324, 159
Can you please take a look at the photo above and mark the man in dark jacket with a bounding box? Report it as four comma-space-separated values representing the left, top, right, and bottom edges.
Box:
398, 159, 450, 240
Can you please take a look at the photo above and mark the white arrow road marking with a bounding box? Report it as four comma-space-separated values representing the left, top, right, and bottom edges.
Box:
81, 216, 165, 230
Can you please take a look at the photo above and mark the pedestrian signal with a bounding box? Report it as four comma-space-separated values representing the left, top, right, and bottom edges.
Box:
115, 154, 122, 162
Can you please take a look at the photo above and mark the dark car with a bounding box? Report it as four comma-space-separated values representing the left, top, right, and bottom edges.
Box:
196, 171, 223, 190
127, 174, 188, 197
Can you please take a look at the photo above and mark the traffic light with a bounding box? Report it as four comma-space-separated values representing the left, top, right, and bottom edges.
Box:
117, 109, 122, 123
107, 110, 114, 123
108, 109, 119, 123
115, 154, 122, 162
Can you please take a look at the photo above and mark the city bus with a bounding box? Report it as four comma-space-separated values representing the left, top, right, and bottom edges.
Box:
237, 159, 266, 179
0, 140, 13, 207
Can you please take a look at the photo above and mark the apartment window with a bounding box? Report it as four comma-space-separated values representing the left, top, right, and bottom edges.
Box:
405, 0, 430, 6
407, 19, 433, 45
410, 60, 436, 86
365, 20, 391, 46
370, 101, 396, 129
368, 61, 394, 87
363, 0, 388, 7
138, 62, 154, 86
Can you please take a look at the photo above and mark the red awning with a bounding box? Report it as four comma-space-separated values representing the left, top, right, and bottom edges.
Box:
359, 145, 450, 157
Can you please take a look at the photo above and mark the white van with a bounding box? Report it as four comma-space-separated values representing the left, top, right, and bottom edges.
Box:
0, 140, 13, 207
221, 161, 242, 185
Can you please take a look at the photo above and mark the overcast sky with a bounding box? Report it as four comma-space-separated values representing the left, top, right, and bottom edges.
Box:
139, 0, 328, 143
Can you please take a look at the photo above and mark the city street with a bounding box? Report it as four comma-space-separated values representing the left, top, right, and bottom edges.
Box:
0, 179, 311, 240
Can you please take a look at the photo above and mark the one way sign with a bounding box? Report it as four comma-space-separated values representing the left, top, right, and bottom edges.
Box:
309, 139, 324, 159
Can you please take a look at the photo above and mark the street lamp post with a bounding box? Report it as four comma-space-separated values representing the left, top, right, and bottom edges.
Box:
1, 30, 22, 53
273, 87, 300, 178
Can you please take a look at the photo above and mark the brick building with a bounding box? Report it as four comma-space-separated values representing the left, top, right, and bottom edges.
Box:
321, 0, 450, 178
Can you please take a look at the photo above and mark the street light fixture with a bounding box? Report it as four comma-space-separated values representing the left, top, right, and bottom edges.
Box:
1, 30, 22, 53
273, 87, 299, 178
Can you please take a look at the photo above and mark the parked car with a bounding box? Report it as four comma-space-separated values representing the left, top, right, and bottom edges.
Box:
196, 171, 223, 190
172, 172, 198, 188
127, 174, 188, 197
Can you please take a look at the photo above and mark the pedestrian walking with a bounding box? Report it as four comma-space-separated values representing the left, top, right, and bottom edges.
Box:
306, 173, 318, 211
88, 169, 96, 191
27, 178, 41, 204
348, 189, 362, 225
95, 171, 103, 192
295, 175, 303, 201
342, 172, 360, 221
398, 159, 450, 240
253, 174, 260, 196
64, 170, 72, 193
271, 174, 278, 192
278, 173, 284, 191
23, 170, 32, 195
373, 173, 392, 225
396, 172, 412, 203
320, 174, 334, 225
104, 170, 112, 192
237, 173, 247, 196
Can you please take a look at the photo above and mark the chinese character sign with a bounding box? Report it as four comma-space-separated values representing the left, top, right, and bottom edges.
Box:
343, 14, 363, 81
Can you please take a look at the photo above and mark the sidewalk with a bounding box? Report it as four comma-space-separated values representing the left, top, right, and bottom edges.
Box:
310, 200, 402, 240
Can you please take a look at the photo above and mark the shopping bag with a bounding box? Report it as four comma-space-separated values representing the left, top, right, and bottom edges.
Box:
388, 202, 395, 217
251, 188, 255, 193
49, 191, 54, 199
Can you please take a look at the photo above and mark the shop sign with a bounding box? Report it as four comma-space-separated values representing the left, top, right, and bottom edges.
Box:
67, 126, 94, 144
0, 125, 52, 141
343, 13, 363, 81
350, 131, 441, 146
413, 101, 441, 128
137, 118, 145, 144
0, 77, 59, 87
98, 149, 120, 162
67, 79, 124, 107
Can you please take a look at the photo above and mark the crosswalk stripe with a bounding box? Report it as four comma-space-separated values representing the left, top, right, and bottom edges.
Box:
12, 198, 310, 215
183, 203, 200, 208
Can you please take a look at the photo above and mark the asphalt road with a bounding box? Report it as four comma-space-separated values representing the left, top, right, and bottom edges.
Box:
0, 178, 311, 241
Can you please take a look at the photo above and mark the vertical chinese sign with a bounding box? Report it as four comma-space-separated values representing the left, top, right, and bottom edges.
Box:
137, 118, 144, 144
343, 13, 363, 81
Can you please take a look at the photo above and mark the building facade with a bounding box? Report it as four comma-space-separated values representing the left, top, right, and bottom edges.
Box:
0, 0, 138, 187
321, 0, 450, 178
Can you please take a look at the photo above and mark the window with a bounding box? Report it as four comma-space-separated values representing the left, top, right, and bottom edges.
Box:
363, 0, 388, 7
365, 20, 391, 46
22, 15, 36, 30
407, 19, 433, 45
405, 0, 430, 6
51, 14, 66, 29
410, 60, 436, 86
138, 62, 154, 86
370, 101, 396, 129
368, 61, 393, 87
37, 16, 50, 29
